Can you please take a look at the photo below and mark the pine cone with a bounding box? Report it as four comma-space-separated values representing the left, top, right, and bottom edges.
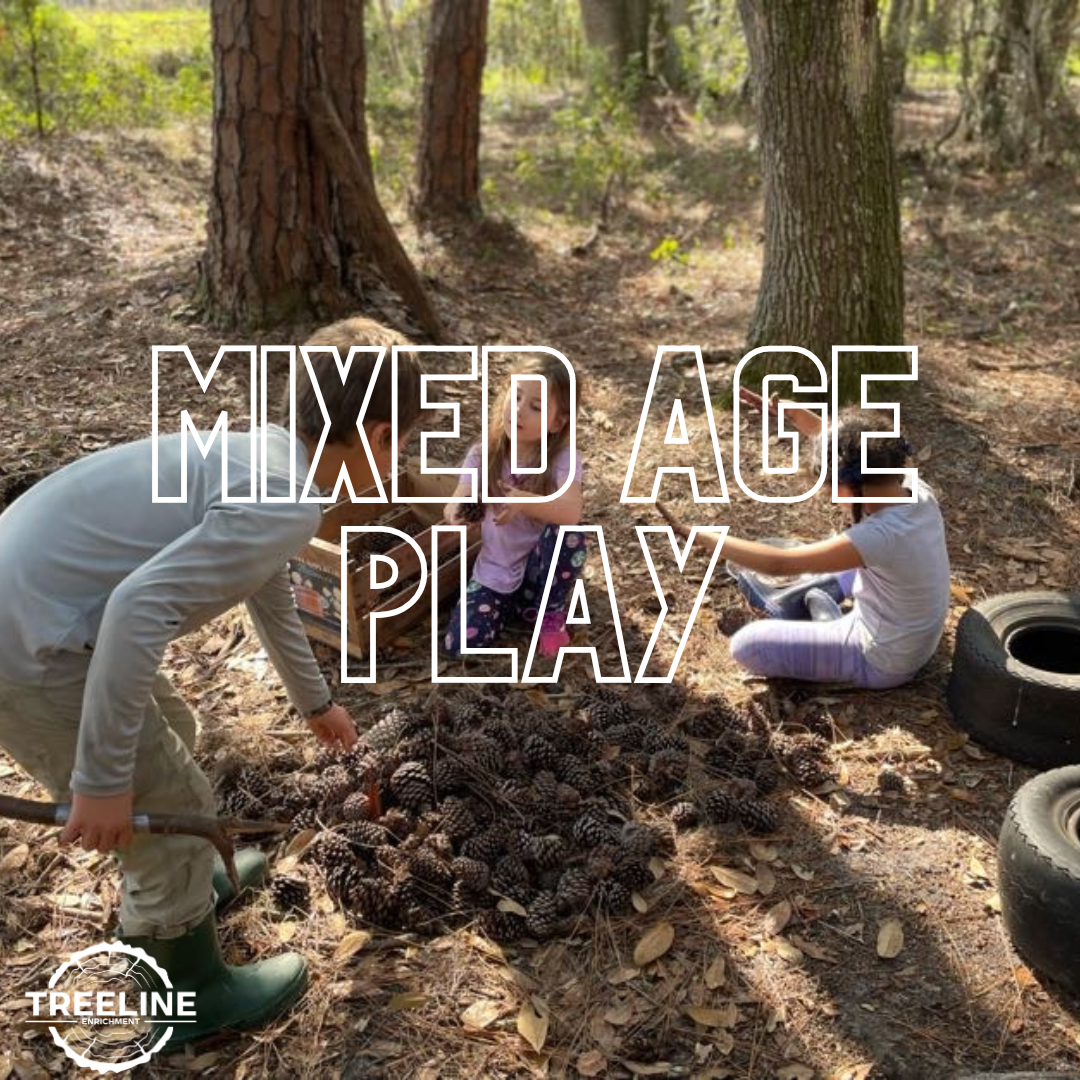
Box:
648, 748, 688, 794
325, 860, 362, 903
492, 854, 531, 895
342, 791, 372, 822
558, 756, 594, 791
288, 806, 319, 837
450, 700, 484, 728
438, 797, 477, 842
376, 808, 413, 841
479, 909, 527, 943
456, 734, 503, 775
572, 811, 616, 848
459, 500, 486, 524
341, 820, 387, 849
451, 856, 491, 894
352, 877, 401, 928
523, 734, 560, 772
315, 830, 356, 871
389, 761, 434, 811
269, 874, 310, 913
588, 688, 634, 727
365, 708, 411, 751
753, 761, 782, 796
619, 822, 658, 861
736, 798, 780, 834
461, 828, 506, 864
783, 743, 834, 788
317, 765, 354, 811
877, 765, 910, 795
605, 723, 646, 749
554, 783, 582, 816
432, 757, 467, 795
616, 856, 654, 892
704, 790, 739, 824
641, 727, 689, 756
556, 867, 595, 913
525, 891, 562, 939
533, 770, 559, 806
595, 878, 631, 912
670, 801, 700, 830
528, 834, 567, 870
407, 848, 453, 890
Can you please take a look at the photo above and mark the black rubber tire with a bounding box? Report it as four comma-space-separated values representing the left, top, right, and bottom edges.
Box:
947, 591, 1080, 768
998, 766, 1080, 998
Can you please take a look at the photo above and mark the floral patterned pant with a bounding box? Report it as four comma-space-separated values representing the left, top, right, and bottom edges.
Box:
443, 526, 588, 656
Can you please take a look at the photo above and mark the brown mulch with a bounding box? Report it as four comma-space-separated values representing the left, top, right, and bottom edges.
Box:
2, 89, 1080, 1080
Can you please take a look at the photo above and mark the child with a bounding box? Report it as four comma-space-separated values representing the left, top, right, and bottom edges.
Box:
0, 317, 422, 1044
661, 391, 950, 689
444, 354, 586, 657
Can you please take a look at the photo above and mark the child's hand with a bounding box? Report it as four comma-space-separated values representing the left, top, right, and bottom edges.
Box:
738, 386, 779, 416
493, 485, 529, 525
306, 703, 358, 751
61, 790, 134, 853
445, 502, 463, 525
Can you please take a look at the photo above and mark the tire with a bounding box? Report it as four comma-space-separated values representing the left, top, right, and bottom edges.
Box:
947, 591, 1080, 767
998, 766, 1080, 998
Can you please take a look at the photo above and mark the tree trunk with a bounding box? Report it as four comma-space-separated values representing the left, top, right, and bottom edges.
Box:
205, 0, 443, 336
737, 0, 906, 402
578, 0, 651, 85
883, 0, 913, 95
655, 0, 693, 91
414, 0, 489, 223
969, 0, 1080, 164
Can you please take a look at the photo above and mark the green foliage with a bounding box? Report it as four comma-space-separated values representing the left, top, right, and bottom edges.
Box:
649, 236, 689, 265
0, 2, 209, 138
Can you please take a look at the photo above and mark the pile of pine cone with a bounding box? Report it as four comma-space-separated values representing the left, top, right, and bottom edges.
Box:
217, 687, 835, 942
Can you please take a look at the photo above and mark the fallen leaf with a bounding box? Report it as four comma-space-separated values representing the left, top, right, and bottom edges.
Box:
773, 938, 804, 963
789, 935, 837, 963
968, 855, 989, 880
648, 857, 666, 879
986, 892, 1002, 913
790, 863, 815, 881
755, 862, 777, 896
333, 930, 372, 962
749, 842, 779, 862
603, 1002, 635, 1026
0, 845, 29, 875
704, 956, 726, 990
517, 1001, 548, 1052
186, 1052, 221, 1070
877, 918, 904, 959
497, 898, 528, 917
607, 965, 640, 986
763, 899, 792, 937
461, 1000, 501, 1030
633, 921, 675, 966
632, 891, 649, 913
710, 865, 758, 894
776, 1065, 815, 1080
284, 829, 317, 857
576, 1050, 607, 1077
686, 1003, 737, 1028
277, 922, 298, 943
1014, 965, 1037, 990
624, 1063, 676, 1076
388, 993, 430, 1012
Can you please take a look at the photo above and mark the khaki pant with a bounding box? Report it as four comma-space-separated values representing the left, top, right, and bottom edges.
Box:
0, 672, 216, 937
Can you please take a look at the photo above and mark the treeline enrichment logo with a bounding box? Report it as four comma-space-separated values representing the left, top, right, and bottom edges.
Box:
151, 342, 918, 685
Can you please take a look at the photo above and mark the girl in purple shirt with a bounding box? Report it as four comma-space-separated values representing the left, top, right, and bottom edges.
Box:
444, 355, 586, 657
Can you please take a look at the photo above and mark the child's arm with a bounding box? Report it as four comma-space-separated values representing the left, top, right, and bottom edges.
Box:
656, 501, 863, 575
496, 478, 583, 527
739, 387, 824, 439
444, 444, 482, 523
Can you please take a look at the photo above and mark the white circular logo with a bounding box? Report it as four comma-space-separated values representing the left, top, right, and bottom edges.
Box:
40, 943, 176, 1074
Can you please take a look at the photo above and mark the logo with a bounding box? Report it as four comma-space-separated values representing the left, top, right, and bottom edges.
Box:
22, 942, 195, 1074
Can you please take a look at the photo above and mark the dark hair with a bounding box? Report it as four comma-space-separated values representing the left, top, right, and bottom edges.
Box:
289, 317, 423, 442
827, 408, 913, 523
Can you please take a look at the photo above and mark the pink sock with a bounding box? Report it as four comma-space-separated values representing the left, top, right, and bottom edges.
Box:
539, 612, 571, 657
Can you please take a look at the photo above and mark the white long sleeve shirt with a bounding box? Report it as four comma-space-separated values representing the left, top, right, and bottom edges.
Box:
0, 425, 329, 796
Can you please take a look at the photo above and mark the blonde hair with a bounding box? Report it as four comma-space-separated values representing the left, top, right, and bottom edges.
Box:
486, 354, 575, 495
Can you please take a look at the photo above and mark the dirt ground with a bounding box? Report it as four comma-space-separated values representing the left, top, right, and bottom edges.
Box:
2, 89, 1080, 1079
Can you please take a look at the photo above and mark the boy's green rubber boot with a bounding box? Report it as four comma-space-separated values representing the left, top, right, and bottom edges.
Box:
121, 911, 308, 1047
212, 848, 269, 908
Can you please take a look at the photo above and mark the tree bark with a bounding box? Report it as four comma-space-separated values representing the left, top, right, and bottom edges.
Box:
205, 0, 442, 335
414, 0, 489, 223
737, 0, 906, 402
968, 0, 1080, 164
883, 0, 914, 95
578, 0, 651, 85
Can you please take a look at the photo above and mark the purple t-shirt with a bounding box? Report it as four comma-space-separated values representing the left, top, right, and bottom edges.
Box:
461, 443, 583, 594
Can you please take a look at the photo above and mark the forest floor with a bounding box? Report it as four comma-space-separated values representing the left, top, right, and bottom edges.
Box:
2, 87, 1080, 1080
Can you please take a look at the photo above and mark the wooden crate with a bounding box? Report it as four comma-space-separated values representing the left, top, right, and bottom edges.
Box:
289, 471, 481, 658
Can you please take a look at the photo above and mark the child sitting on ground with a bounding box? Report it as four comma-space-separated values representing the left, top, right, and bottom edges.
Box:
0, 317, 423, 1045
661, 390, 950, 689
444, 354, 586, 657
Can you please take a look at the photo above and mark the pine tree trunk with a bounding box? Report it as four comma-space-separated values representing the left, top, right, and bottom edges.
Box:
737, 0, 905, 402
578, 0, 651, 85
415, 0, 489, 223
205, 0, 443, 335
969, 0, 1080, 163
883, 0, 913, 95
